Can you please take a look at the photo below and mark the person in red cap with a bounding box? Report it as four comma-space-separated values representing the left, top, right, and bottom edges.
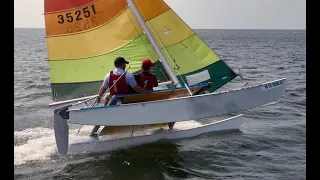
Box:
136, 59, 158, 91
96, 57, 152, 106
138, 59, 176, 130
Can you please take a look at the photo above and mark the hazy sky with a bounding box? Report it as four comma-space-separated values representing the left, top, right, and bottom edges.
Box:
14, 0, 305, 29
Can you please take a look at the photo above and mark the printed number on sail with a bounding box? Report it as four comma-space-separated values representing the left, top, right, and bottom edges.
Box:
57, 4, 97, 24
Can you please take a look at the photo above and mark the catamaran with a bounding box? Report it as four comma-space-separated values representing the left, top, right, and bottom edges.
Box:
44, 0, 286, 157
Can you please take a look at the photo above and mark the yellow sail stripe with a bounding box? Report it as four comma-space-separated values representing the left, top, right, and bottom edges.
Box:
48, 34, 220, 83
146, 9, 195, 48
45, 0, 128, 37
47, 8, 143, 60
163, 35, 221, 76
48, 35, 158, 83
46, 8, 194, 60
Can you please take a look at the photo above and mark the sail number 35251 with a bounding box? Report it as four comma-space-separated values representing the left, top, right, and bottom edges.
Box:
57, 4, 97, 24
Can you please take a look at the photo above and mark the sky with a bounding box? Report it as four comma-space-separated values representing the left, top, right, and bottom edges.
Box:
14, 0, 306, 29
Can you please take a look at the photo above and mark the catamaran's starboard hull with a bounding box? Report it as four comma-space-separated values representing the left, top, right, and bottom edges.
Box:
68, 114, 243, 155
68, 78, 285, 126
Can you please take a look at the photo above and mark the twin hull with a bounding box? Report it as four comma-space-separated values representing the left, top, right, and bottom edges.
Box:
68, 114, 244, 155
68, 78, 286, 126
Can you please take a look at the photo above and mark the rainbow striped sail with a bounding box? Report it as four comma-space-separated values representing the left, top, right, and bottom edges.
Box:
44, 0, 237, 101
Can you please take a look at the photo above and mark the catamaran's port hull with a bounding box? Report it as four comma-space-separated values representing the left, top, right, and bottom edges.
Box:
68, 114, 243, 155
68, 78, 286, 126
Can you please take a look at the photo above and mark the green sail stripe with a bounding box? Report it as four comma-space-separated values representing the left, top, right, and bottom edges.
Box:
51, 60, 235, 101
51, 61, 170, 101
49, 34, 158, 83
162, 34, 221, 76
49, 33, 220, 83
47, 27, 194, 62
175, 60, 237, 93
51, 81, 103, 101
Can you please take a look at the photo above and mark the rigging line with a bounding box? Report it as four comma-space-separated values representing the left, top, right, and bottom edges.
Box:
133, 2, 196, 96
158, 66, 170, 82
166, 5, 239, 77
176, 68, 193, 95
235, 68, 249, 86
127, 8, 169, 84
133, 3, 198, 93
132, 4, 185, 77
146, 23, 182, 75
77, 98, 98, 133
133, 2, 239, 94
133, 3, 182, 79
54, 85, 82, 102
157, 64, 175, 94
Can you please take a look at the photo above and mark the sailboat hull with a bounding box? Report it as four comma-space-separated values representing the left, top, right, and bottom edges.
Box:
68, 114, 244, 155
68, 78, 286, 126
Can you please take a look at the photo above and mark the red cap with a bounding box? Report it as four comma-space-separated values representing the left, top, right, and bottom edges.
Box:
141, 59, 155, 68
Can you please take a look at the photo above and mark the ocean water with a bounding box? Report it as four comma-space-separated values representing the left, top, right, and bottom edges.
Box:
14, 29, 306, 180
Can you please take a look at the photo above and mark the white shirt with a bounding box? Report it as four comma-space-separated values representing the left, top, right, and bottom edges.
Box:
102, 68, 137, 89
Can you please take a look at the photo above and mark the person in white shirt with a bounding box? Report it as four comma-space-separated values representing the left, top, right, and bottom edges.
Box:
96, 57, 151, 105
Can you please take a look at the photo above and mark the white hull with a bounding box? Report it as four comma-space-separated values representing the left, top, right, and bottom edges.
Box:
68, 78, 286, 126
68, 114, 243, 155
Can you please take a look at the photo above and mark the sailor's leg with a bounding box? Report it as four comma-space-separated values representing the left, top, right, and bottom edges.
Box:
90, 96, 123, 137
115, 97, 124, 105
90, 125, 100, 137
168, 122, 175, 131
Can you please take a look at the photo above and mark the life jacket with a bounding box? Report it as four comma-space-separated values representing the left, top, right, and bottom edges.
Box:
138, 72, 157, 90
108, 71, 129, 96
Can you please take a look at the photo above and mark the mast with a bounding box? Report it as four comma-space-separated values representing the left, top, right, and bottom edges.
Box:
126, 0, 181, 87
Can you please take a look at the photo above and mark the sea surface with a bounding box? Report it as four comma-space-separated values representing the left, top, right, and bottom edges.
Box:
14, 29, 306, 180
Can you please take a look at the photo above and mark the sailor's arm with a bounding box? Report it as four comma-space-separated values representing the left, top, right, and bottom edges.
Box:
153, 75, 158, 87
97, 74, 110, 102
98, 86, 107, 97
133, 85, 152, 94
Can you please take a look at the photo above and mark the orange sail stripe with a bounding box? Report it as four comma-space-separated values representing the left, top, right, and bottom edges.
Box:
134, 0, 170, 20
44, 0, 95, 13
45, 0, 127, 36
46, 8, 143, 60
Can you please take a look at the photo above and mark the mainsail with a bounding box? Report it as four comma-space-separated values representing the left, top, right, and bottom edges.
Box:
44, 0, 236, 102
